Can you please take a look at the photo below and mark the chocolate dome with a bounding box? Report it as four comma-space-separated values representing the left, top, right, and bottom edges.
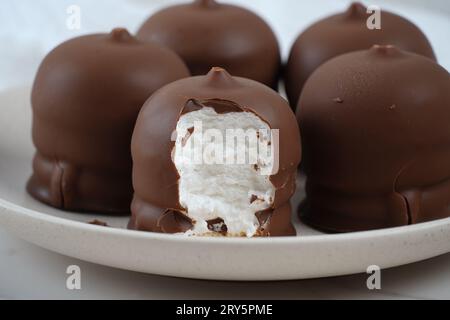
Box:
28, 28, 190, 214
129, 68, 301, 237
298, 45, 450, 232
286, 2, 436, 109
137, 0, 281, 90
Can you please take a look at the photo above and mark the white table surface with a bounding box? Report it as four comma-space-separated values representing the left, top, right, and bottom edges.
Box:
1, 0, 450, 299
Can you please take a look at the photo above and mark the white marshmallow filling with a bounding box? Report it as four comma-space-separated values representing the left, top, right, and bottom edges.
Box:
172, 107, 276, 237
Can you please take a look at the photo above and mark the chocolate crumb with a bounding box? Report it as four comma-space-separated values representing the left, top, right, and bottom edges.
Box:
182, 127, 195, 146
207, 218, 228, 235
250, 195, 259, 204
88, 219, 108, 227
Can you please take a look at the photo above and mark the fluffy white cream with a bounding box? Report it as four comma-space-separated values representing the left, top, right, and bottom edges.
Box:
173, 107, 275, 237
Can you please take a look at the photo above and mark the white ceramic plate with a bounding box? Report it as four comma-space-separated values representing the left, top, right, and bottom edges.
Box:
1, 86, 450, 281
2, 0, 450, 282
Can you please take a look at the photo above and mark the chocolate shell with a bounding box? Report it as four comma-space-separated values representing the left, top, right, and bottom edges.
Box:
129, 68, 301, 237
298, 45, 450, 232
28, 28, 190, 214
286, 2, 436, 109
137, 0, 281, 90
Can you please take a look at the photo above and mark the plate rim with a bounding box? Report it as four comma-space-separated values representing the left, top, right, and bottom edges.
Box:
2, 197, 450, 246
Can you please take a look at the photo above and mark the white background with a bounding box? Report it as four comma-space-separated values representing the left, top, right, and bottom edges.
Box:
0, 0, 449, 299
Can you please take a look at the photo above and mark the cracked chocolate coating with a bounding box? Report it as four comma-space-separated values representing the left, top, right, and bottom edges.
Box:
298, 45, 450, 232
137, 0, 281, 90
129, 68, 301, 236
27, 28, 190, 214
285, 2, 436, 109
